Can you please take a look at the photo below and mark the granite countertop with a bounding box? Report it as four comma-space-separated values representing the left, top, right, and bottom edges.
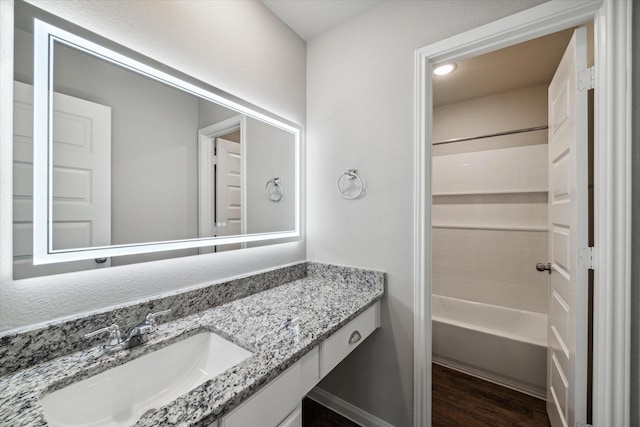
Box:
0, 265, 384, 426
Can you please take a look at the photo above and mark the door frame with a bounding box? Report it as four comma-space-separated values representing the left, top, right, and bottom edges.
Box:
413, 1, 632, 426
197, 115, 247, 252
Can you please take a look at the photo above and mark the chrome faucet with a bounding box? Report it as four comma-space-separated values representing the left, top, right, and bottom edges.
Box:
84, 323, 124, 352
125, 309, 171, 348
84, 309, 171, 352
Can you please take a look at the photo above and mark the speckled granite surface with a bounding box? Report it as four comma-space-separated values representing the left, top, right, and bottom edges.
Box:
0, 262, 307, 377
0, 263, 384, 426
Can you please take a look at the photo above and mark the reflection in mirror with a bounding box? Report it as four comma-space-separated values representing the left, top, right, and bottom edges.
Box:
12, 2, 299, 279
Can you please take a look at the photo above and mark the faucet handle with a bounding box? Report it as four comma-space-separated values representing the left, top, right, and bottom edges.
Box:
84, 324, 122, 348
145, 309, 171, 329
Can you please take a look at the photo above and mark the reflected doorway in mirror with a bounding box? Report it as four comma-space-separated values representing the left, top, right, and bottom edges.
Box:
198, 115, 246, 254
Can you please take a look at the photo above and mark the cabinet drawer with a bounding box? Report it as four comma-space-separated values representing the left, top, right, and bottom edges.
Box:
220, 362, 301, 427
319, 302, 379, 378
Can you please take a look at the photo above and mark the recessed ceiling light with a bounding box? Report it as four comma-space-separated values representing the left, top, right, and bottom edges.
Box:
433, 63, 457, 76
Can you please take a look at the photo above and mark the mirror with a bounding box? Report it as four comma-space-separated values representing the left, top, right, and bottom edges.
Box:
12, 3, 300, 278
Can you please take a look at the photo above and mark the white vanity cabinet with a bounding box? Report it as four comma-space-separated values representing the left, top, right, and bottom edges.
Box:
278, 403, 302, 427
219, 360, 302, 427
218, 302, 380, 427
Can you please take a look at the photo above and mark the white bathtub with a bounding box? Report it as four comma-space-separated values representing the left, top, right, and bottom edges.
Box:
432, 294, 548, 398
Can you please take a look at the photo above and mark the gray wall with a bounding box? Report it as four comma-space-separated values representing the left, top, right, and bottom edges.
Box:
306, 1, 547, 424
198, 99, 238, 129
53, 44, 200, 247
0, 0, 306, 331
245, 116, 296, 234
631, 0, 639, 424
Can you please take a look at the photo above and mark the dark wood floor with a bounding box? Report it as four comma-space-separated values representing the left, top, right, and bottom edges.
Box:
304, 364, 550, 427
303, 397, 359, 427
302, 364, 550, 427
432, 364, 551, 427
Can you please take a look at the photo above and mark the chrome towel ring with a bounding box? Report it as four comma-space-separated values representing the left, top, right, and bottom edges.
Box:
265, 178, 284, 202
337, 169, 365, 199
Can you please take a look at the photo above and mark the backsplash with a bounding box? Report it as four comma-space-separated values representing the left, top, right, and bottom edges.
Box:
306, 262, 384, 288
0, 262, 307, 376
0, 262, 384, 377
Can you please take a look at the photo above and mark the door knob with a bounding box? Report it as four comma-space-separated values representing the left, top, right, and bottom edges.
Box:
536, 262, 552, 274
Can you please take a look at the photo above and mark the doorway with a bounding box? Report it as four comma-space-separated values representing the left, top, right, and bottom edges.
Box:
413, 1, 632, 427
197, 115, 247, 254
429, 26, 593, 427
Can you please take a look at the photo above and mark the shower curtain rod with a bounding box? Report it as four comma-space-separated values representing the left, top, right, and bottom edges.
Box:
433, 125, 548, 146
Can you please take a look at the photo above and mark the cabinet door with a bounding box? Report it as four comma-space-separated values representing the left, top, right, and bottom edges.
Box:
220, 362, 301, 427
278, 404, 302, 427
300, 346, 320, 396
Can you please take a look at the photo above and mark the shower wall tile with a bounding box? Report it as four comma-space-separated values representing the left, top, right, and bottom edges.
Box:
432, 273, 548, 314
432, 83, 548, 144
432, 228, 549, 313
433, 129, 546, 156
432, 83, 549, 315
433, 192, 547, 229
432, 144, 548, 195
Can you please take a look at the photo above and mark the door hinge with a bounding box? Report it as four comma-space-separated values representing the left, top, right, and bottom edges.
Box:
578, 66, 595, 91
212, 155, 218, 165
575, 422, 592, 427
578, 246, 596, 270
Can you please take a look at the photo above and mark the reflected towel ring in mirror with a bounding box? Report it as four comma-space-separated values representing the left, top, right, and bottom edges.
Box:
337, 169, 365, 199
265, 178, 284, 202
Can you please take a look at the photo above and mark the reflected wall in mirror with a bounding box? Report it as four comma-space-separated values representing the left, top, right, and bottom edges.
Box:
12, 2, 300, 279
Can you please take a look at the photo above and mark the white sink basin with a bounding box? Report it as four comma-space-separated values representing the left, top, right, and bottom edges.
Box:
40, 332, 252, 427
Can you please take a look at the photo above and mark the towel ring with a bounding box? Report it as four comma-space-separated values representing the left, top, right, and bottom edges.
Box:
337, 169, 365, 199
265, 178, 284, 202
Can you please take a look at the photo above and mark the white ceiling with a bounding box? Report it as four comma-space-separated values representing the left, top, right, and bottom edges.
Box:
261, 0, 382, 41
261, 1, 577, 106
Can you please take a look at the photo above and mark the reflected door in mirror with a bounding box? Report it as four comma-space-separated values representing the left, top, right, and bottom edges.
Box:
215, 137, 242, 252
13, 81, 112, 279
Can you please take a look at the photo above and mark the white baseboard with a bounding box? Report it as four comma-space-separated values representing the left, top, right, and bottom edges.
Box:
306, 387, 395, 427
432, 357, 546, 400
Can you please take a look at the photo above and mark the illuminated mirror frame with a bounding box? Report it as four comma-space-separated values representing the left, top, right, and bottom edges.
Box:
32, 19, 300, 265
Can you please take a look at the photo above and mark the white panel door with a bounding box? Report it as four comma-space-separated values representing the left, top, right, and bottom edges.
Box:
13, 81, 111, 278
546, 27, 589, 427
215, 138, 242, 251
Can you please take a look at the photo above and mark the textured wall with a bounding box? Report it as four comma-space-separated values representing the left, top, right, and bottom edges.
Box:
306, 1, 548, 425
0, 0, 306, 331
